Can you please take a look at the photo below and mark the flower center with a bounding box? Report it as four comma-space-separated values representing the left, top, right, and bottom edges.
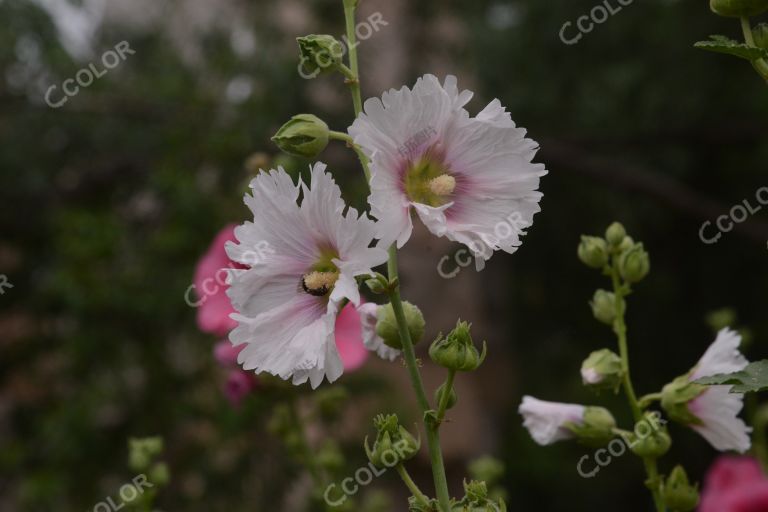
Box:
301, 271, 339, 296
404, 153, 454, 207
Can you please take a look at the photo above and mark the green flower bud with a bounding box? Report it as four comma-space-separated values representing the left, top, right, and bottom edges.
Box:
128, 437, 163, 471
577, 236, 609, 269
710, 0, 768, 17
605, 222, 627, 247
365, 277, 387, 294
581, 349, 623, 392
661, 375, 706, 425
272, 114, 329, 159
149, 462, 170, 486
468, 456, 505, 485
663, 465, 700, 512
297, 34, 344, 76
618, 235, 635, 252
317, 440, 345, 472
453, 480, 507, 512
618, 242, 650, 283
435, 381, 458, 410
375, 302, 425, 350
627, 412, 671, 458
566, 406, 617, 447
590, 289, 617, 325
409, 497, 437, 512
429, 321, 487, 372
365, 414, 420, 468
754, 23, 768, 48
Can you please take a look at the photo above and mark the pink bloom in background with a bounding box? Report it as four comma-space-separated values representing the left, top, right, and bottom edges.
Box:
334, 302, 371, 371
193, 224, 241, 337
223, 370, 257, 407
699, 456, 768, 512
214, 340, 244, 367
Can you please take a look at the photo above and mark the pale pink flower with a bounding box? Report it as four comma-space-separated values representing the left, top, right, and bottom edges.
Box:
349, 74, 546, 269
519, 396, 586, 446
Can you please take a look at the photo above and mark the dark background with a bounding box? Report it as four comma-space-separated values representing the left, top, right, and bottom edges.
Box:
2, 0, 767, 510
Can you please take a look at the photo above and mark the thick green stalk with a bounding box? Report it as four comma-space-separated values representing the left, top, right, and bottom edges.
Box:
610, 267, 665, 512
340, 2, 451, 509
436, 370, 456, 423
740, 16, 768, 82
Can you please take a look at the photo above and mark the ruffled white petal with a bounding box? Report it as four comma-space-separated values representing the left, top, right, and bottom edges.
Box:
519, 396, 586, 446
357, 303, 400, 361
689, 386, 752, 453
226, 164, 386, 388
691, 327, 748, 380
349, 74, 546, 263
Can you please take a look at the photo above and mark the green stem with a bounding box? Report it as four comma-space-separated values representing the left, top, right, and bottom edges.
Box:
754, 405, 768, 472
341, 2, 449, 508
610, 266, 665, 512
396, 464, 431, 507
638, 392, 663, 410
387, 248, 452, 512
329, 130, 371, 182
436, 370, 456, 423
740, 16, 768, 82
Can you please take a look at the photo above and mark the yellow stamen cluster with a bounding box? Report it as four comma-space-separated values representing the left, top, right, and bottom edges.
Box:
302, 271, 339, 296
428, 174, 456, 196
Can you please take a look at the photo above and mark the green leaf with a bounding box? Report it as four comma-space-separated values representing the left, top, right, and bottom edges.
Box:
694, 35, 768, 61
694, 360, 768, 393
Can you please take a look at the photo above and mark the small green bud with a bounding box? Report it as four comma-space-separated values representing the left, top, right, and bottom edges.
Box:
409, 497, 437, 512
663, 465, 700, 511
365, 414, 420, 467
435, 381, 458, 410
297, 34, 344, 76
754, 23, 768, 48
149, 462, 170, 486
468, 456, 505, 485
317, 440, 345, 472
454, 480, 507, 512
429, 321, 487, 372
566, 406, 616, 447
605, 222, 627, 247
628, 412, 671, 458
618, 235, 635, 252
128, 437, 163, 471
581, 349, 623, 392
661, 375, 706, 425
375, 302, 425, 350
272, 114, 329, 159
710, 0, 768, 17
590, 289, 617, 325
365, 277, 387, 294
577, 236, 609, 269
618, 242, 650, 283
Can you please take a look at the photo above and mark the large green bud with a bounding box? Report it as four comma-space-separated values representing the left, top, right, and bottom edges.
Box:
627, 412, 672, 458
364, 414, 420, 468
577, 235, 609, 269
376, 302, 425, 350
661, 375, 706, 425
271, 114, 329, 159
297, 34, 344, 76
566, 407, 617, 447
429, 321, 487, 372
710, 0, 768, 17
663, 465, 700, 512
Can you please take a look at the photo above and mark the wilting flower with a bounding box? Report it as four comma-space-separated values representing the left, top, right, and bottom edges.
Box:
226, 163, 388, 388
519, 396, 611, 446
699, 456, 768, 512
193, 224, 241, 336
357, 303, 400, 361
662, 328, 751, 453
349, 74, 546, 269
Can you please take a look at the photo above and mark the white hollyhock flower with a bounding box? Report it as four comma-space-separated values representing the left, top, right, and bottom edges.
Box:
687, 328, 751, 453
357, 303, 400, 361
519, 396, 586, 445
225, 163, 388, 388
349, 74, 547, 270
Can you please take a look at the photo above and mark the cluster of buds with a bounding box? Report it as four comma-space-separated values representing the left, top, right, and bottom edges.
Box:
577, 222, 650, 284
364, 414, 420, 468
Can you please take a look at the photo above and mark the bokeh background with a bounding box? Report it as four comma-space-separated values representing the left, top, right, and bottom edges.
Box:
2, 0, 768, 510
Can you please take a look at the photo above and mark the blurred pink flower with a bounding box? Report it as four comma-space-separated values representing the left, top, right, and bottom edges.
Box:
699, 456, 768, 512
214, 340, 243, 367
335, 302, 370, 372
223, 369, 257, 407
193, 224, 241, 337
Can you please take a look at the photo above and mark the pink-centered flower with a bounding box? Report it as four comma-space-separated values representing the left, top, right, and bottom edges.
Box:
699, 456, 768, 512
519, 396, 586, 445
687, 328, 751, 453
194, 224, 241, 336
226, 163, 388, 388
349, 74, 547, 269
